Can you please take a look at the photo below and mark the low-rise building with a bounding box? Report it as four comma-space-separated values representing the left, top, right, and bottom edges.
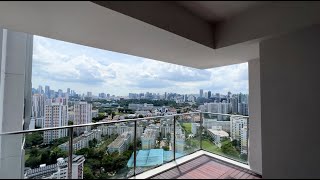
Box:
141, 129, 157, 149
107, 132, 132, 154
207, 127, 229, 147
59, 129, 102, 151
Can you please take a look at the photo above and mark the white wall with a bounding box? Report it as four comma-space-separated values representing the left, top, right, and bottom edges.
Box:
0, 29, 33, 178
260, 24, 320, 178
248, 59, 262, 175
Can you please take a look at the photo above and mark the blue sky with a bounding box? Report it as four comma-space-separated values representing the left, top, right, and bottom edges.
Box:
32, 35, 248, 96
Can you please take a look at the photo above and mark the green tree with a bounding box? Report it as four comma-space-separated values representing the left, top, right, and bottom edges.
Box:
40, 149, 50, 164
221, 140, 239, 158
25, 132, 43, 148
68, 120, 73, 125
84, 165, 95, 179
138, 114, 144, 118
162, 146, 170, 151
30, 148, 40, 157
25, 156, 41, 168
49, 147, 67, 164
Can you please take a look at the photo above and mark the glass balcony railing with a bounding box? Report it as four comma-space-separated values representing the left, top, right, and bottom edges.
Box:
0, 112, 249, 179
201, 112, 249, 164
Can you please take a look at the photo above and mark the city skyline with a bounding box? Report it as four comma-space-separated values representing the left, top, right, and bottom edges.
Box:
32, 35, 248, 96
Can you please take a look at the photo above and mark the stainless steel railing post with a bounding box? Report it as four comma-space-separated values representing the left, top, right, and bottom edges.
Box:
133, 120, 137, 176
200, 112, 203, 150
68, 127, 73, 179
173, 115, 176, 160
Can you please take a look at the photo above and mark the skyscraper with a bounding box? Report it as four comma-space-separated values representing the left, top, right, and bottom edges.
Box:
200, 89, 203, 98
43, 100, 68, 144
58, 89, 63, 97
208, 91, 212, 98
67, 88, 70, 95
31, 94, 45, 118
38, 85, 43, 94
231, 96, 239, 114
74, 102, 92, 135
45, 85, 50, 98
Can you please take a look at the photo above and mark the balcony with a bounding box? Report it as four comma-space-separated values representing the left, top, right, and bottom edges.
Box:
0, 112, 257, 179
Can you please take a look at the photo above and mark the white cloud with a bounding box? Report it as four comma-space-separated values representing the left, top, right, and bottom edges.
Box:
32, 36, 248, 96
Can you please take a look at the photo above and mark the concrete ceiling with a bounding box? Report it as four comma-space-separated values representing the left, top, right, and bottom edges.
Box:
176, 1, 268, 22
0, 1, 319, 69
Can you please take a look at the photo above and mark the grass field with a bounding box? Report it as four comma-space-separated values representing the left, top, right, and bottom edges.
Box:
201, 139, 224, 155
182, 123, 192, 134
201, 139, 245, 163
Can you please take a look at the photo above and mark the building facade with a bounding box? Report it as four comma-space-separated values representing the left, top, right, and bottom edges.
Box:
74, 101, 92, 135
43, 101, 68, 144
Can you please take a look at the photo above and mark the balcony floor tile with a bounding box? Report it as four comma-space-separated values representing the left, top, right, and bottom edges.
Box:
149, 155, 261, 179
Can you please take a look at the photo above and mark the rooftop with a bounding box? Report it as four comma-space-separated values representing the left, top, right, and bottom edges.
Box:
127, 149, 184, 168
208, 129, 229, 137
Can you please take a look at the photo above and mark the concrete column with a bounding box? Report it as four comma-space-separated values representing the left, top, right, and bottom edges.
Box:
248, 58, 262, 175
0, 29, 33, 179
260, 24, 320, 178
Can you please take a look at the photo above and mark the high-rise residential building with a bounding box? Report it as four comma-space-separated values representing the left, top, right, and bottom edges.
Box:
230, 116, 248, 155
231, 96, 239, 114
241, 126, 248, 154
238, 102, 249, 116
45, 85, 50, 98
99, 92, 106, 98
216, 93, 221, 102
74, 101, 92, 135
208, 91, 212, 98
205, 102, 231, 120
31, 94, 45, 118
204, 91, 208, 99
200, 89, 203, 98
43, 100, 68, 144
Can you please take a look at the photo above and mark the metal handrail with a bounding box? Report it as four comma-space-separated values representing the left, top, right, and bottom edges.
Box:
0, 112, 201, 135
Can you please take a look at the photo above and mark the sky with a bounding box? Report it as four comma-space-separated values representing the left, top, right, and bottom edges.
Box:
32, 35, 248, 96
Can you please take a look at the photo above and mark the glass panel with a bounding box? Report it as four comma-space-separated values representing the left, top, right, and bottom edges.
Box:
201, 113, 249, 164
134, 116, 174, 175
175, 113, 201, 158
23, 129, 71, 179
72, 122, 134, 179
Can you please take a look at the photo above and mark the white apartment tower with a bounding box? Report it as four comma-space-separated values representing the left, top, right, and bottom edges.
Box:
230, 116, 248, 155
74, 101, 92, 135
44, 99, 68, 144
31, 94, 45, 118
